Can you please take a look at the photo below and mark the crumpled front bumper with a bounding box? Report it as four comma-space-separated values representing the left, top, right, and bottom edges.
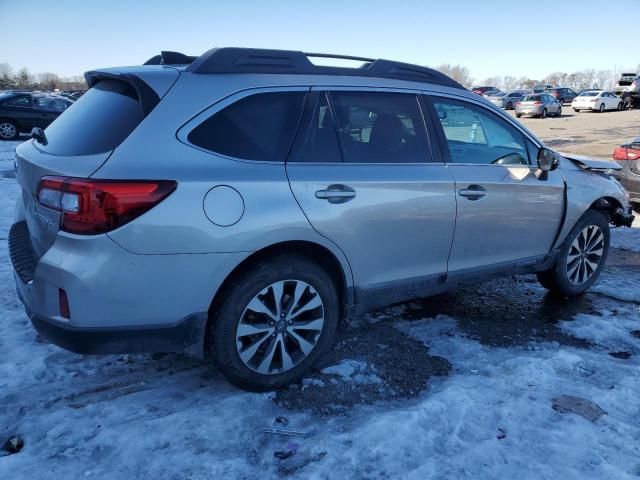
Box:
613, 206, 636, 227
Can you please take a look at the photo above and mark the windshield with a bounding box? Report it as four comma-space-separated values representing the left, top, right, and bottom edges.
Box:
39, 79, 144, 156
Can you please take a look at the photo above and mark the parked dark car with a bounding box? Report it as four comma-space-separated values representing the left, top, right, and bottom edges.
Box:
545, 87, 578, 104
0, 92, 72, 140
613, 137, 640, 209
532, 84, 554, 93
471, 86, 500, 96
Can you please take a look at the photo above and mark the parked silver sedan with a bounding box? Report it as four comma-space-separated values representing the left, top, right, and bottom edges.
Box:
515, 93, 562, 118
487, 90, 527, 110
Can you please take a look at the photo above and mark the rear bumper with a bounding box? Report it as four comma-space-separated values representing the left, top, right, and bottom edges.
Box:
28, 312, 207, 356
516, 108, 543, 116
9, 219, 247, 357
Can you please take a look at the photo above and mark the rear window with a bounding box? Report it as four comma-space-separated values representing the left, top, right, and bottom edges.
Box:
40, 80, 144, 156
578, 91, 598, 97
522, 95, 540, 101
188, 91, 306, 162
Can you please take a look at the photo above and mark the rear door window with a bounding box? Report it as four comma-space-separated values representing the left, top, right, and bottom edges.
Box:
328, 91, 431, 163
188, 91, 306, 162
39, 79, 144, 156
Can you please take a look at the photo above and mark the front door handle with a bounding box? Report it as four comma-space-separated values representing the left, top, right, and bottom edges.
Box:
315, 185, 356, 203
459, 185, 486, 200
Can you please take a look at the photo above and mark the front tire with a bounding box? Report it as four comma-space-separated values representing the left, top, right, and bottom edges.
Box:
574, 108, 580, 112
0, 120, 19, 140
540, 108, 547, 119
617, 102, 623, 111
210, 255, 339, 391
556, 107, 562, 117
537, 210, 610, 297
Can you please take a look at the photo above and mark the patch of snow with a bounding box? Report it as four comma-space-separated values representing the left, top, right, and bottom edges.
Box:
320, 360, 382, 384
590, 267, 640, 302
611, 226, 640, 253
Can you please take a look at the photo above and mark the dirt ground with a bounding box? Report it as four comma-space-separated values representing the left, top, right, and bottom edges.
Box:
507, 107, 640, 159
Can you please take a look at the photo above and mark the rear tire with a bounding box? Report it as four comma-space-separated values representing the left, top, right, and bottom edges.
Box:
574, 108, 580, 112
0, 120, 19, 141
210, 255, 339, 391
617, 102, 623, 111
556, 107, 562, 117
515, 113, 522, 118
541, 108, 547, 119
506, 101, 513, 110
599, 103, 605, 113
536, 210, 610, 297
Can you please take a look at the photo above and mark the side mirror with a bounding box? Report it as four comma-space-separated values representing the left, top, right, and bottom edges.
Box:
537, 147, 560, 172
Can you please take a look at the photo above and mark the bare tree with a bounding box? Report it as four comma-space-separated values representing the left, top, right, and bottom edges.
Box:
435, 64, 474, 88
16, 68, 33, 89
595, 69, 613, 90
502, 75, 518, 90
481, 76, 502, 89
0, 63, 15, 89
543, 72, 566, 87
517, 77, 538, 90
577, 69, 597, 90
36, 72, 60, 91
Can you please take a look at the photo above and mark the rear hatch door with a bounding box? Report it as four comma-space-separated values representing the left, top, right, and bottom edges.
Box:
15, 70, 172, 257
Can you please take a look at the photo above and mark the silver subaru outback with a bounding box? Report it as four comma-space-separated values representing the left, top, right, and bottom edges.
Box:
9, 48, 635, 391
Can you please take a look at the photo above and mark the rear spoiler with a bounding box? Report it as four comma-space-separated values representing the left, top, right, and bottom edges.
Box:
84, 70, 160, 117
560, 152, 622, 172
144, 51, 197, 66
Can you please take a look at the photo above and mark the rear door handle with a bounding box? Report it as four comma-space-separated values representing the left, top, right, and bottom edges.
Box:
459, 185, 486, 200
315, 185, 356, 203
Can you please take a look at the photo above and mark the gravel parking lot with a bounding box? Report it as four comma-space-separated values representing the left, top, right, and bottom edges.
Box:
508, 107, 640, 159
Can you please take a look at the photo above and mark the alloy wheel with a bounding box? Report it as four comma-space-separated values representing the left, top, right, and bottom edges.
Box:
566, 225, 605, 285
235, 279, 324, 375
0, 122, 16, 139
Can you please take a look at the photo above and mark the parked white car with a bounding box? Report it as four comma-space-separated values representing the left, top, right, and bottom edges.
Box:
572, 91, 624, 112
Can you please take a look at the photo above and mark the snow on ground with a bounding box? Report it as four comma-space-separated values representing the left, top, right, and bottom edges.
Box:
611, 226, 640, 253
1, 138, 639, 479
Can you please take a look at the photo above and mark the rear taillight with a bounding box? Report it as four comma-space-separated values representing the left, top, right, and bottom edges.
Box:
589, 98, 597, 102
533, 101, 542, 105
613, 147, 640, 161
37, 177, 177, 235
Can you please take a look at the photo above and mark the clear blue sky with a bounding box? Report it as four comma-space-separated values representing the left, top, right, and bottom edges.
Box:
1, 0, 637, 81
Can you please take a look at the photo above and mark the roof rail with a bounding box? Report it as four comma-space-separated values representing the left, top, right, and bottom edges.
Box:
184, 47, 464, 89
144, 51, 197, 66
